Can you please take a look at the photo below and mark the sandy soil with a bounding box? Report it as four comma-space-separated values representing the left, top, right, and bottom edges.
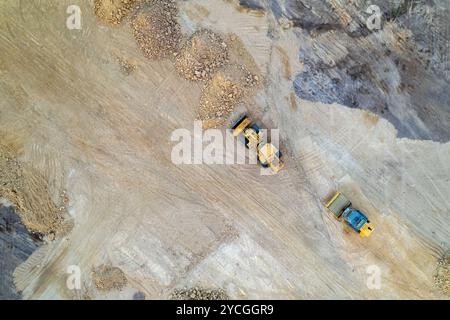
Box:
0, 0, 449, 299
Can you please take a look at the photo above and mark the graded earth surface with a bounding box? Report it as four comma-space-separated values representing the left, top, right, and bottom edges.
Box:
0, 0, 449, 299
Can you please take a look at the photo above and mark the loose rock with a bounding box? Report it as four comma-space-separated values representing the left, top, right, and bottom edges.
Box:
92, 265, 128, 291
175, 30, 229, 81
170, 286, 229, 300
434, 251, 450, 296
131, 0, 182, 60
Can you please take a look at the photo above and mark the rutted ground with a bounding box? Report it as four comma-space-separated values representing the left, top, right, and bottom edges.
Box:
0, 143, 69, 237
0, 0, 448, 300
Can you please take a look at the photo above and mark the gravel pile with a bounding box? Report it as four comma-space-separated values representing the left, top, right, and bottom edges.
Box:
171, 286, 229, 300
131, 0, 181, 60
175, 30, 229, 81
434, 251, 450, 296
94, 0, 260, 130
94, 0, 142, 25
198, 64, 258, 128
92, 265, 128, 291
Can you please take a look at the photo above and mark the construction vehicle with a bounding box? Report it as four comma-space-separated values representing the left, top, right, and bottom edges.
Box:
325, 192, 374, 237
231, 114, 284, 174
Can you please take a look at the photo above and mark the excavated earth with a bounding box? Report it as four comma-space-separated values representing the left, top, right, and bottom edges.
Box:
0, 0, 449, 299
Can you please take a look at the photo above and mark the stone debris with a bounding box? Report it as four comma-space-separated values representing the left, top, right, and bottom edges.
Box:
175, 30, 229, 81
170, 286, 229, 300
0, 144, 65, 237
131, 0, 182, 60
198, 64, 259, 128
92, 265, 128, 291
434, 251, 450, 296
94, 0, 143, 26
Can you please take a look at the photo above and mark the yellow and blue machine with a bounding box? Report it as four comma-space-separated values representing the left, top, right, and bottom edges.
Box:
325, 192, 374, 237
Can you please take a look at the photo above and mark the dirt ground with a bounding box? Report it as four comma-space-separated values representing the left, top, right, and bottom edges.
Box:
0, 0, 449, 299
92, 264, 128, 291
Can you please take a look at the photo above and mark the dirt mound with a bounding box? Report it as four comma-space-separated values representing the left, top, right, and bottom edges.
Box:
94, 0, 144, 25
170, 286, 229, 300
434, 251, 450, 296
92, 265, 128, 291
131, 1, 181, 60
0, 144, 65, 237
198, 64, 259, 128
175, 30, 229, 81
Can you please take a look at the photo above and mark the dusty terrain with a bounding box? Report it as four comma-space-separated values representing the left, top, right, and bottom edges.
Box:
0, 0, 449, 299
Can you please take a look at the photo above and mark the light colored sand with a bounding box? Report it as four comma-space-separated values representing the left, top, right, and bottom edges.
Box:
0, 0, 448, 299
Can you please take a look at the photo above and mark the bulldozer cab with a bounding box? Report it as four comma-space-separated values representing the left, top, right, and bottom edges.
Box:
258, 143, 284, 173
342, 208, 374, 237
231, 114, 284, 174
232, 115, 263, 149
326, 192, 375, 237
244, 124, 262, 149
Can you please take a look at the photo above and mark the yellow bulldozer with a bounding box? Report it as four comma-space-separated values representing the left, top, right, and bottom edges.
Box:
231, 114, 284, 174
